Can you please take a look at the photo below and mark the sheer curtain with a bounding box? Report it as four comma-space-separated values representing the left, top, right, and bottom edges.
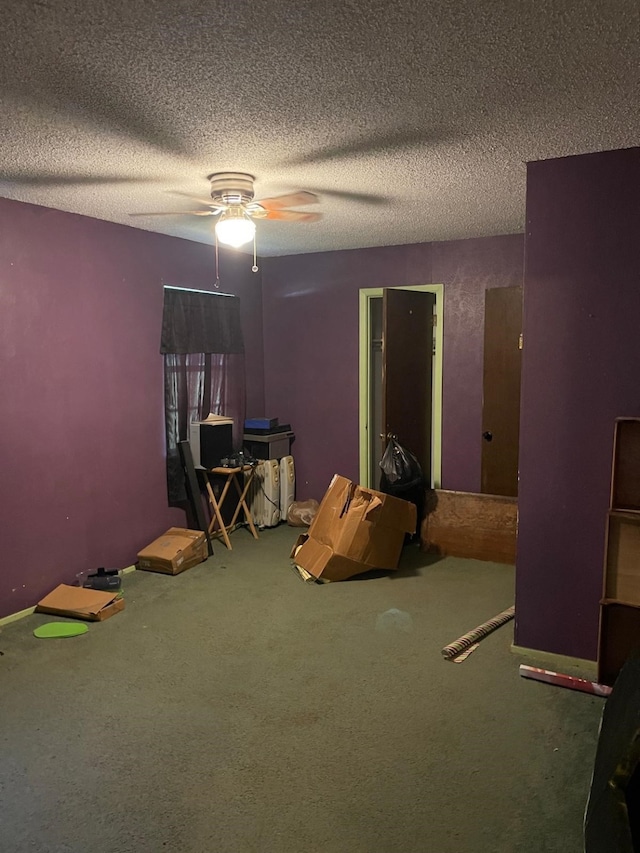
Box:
209, 353, 246, 450
161, 288, 246, 505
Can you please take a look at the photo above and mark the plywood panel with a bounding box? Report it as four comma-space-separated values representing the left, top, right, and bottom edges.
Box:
421, 489, 517, 564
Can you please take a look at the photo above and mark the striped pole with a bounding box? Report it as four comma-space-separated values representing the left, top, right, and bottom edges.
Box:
441, 605, 515, 660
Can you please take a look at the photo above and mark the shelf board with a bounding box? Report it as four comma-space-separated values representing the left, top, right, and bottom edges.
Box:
608, 510, 640, 521
601, 598, 640, 609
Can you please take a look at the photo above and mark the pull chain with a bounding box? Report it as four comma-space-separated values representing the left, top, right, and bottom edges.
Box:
252, 231, 259, 273
214, 232, 220, 288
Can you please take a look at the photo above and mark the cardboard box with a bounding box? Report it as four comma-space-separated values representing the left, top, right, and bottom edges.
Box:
36, 584, 125, 622
291, 475, 417, 581
137, 527, 208, 575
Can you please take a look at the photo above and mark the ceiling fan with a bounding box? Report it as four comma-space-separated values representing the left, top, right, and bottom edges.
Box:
131, 172, 322, 248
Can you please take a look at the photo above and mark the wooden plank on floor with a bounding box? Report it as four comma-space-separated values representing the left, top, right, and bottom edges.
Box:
421, 489, 517, 564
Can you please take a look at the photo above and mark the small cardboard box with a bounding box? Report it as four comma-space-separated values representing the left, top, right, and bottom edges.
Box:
36, 584, 125, 622
137, 527, 208, 575
291, 475, 417, 581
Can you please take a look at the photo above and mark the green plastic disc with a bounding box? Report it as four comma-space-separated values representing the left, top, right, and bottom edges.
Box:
33, 622, 89, 639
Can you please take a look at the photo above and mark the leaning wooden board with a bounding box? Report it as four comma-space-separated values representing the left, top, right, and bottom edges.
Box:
421, 490, 518, 564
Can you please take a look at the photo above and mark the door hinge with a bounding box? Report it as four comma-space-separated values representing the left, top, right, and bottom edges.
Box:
518, 333, 523, 350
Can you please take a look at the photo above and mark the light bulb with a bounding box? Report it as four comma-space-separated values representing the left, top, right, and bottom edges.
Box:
215, 212, 256, 248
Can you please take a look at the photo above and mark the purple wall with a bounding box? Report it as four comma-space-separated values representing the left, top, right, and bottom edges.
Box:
515, 147, 640, 661
0, 198, 264, 617
261, 234, 523, 501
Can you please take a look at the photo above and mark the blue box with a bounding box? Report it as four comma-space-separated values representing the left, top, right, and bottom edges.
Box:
244, 417, 278, 430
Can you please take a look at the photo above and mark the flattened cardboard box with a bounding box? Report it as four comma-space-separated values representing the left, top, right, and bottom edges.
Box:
137, 527, 208, 575
291, 474, 416, 581
36, 584, 125, 622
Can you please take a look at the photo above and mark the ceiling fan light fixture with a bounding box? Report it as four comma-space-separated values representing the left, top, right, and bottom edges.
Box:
215, 208, 255, 248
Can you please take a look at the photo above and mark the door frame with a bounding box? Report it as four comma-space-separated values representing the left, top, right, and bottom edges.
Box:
358, 284, 444, 488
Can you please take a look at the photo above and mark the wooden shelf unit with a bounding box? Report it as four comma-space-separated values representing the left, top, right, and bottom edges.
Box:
610, 418, 640, 513
598, 600, 640, 688
603, 511, 640, 605
598, 418, 640, 686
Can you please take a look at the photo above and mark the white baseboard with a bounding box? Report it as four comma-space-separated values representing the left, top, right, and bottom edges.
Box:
0, 606, 37, 627
511, 643, 597, 677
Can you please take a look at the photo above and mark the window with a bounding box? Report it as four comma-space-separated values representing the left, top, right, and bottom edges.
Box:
161, 287, 245, 504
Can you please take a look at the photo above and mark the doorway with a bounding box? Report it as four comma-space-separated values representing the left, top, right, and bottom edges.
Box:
359, 285, 443, 489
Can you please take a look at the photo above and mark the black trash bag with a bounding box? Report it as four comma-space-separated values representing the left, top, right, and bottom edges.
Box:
379, 437, 424, 490
379, 438, 427, 540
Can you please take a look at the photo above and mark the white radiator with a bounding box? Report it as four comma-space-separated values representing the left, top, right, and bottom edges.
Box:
245, 460, 281, 528
245, 464, 264, 528
261, 459, 281, 527
279, 456, 295, 521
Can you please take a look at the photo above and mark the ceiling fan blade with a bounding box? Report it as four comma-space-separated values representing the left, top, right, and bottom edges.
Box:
254, 191, 319, 211
304, 187, 389, 206
129, 210, 217, 217
262, 210, 322, 222
0, 171, 164, 187
167, 190, 222, 207
282, 127, 451, 166
3, 60, 190, 157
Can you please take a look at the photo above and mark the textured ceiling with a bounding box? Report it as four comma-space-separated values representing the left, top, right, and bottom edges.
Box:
1, 0, 639, 256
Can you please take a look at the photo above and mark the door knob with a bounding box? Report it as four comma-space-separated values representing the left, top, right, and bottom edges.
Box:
483, 431, 493, 442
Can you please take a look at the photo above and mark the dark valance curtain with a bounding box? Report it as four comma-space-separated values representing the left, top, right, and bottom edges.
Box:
161, 287, 246, 505
161, 287, 244, 355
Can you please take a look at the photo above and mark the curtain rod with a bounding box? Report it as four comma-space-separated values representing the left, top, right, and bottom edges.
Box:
163, 285, 235, 297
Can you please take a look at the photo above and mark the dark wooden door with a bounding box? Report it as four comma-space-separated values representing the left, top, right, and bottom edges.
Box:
481, 286, 523, 497
382, 289, 435, 483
